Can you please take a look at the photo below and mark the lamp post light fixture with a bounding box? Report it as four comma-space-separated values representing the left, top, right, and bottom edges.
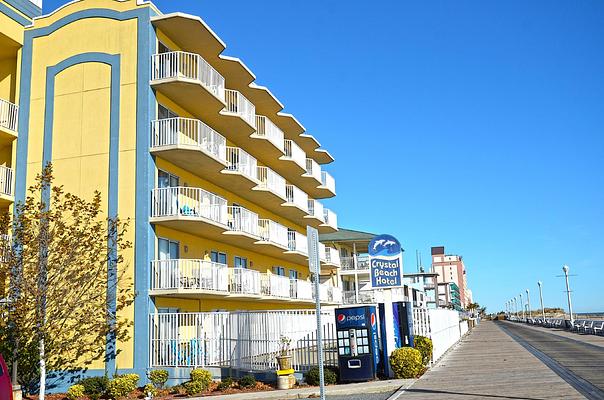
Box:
526, 289, 532, 319
562, 265, 574, 325
514, 296, 518, 317
537, 281, 546, 322
519, 293, 524, 320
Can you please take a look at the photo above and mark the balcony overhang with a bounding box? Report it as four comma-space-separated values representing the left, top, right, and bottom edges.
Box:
150, 145, 227, 178
151, 78, 225, 122
298, 133, 321, 155
0, 194, 14, 207
253, 241, 290, 260
303, 214, 324, 229
315, 184, 336, 199
283, 250, 308, 265
242, 133, 285, 162
318, 223, 338, 234
314, 149, 335, 164
250, 186, 287, 210
149, 289, 229, 298
150, 215, 227, 241
280, 203, 309, 222
220, 170, 259, 192
0, 126, 18, 145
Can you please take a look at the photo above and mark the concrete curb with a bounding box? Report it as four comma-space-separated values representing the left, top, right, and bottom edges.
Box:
196, 379, 415, 399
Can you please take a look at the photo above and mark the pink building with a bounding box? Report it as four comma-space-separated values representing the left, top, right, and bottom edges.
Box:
431, 246, 471, 309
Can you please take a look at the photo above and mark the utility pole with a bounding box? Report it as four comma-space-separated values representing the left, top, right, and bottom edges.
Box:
526, 289, 531, 319
537, 281, 546, 322
562, 265, 574, 325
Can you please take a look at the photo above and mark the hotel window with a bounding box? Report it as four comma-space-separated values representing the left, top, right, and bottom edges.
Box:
211, 251, 227, 265
273, 266, 286, 276
158, 169, 179, 188
234, 256, 248, 269
158, 103, 178, 120
289, 269, 299, 280
158, 238, 179, 260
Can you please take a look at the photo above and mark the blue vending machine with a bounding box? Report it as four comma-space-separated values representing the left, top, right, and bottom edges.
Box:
335, 306, 381, 382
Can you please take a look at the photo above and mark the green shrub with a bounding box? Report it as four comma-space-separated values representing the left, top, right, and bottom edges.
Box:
77, 376, 109, 400
66, 384, 85, 400
107, 374, 139, 399
389, 347, 424, 378
148, 369, 169, 388
190, 368, 212, 387
183, 380, 207, 395
216, 377, 234, 391
304, 366, 337, 386
237, 375, 256, 389
143, 383, 157, 397
414, 336, 433, 365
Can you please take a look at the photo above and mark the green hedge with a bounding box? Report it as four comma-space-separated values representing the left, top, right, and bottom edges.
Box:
148, 369, 169, 388
107, 374, 139, 399
389, 347, 423, 378
304, 366, 338, 386
414, 336, 433, 365
66, 384, 85, 400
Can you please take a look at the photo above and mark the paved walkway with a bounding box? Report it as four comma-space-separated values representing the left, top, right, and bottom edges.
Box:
398, 321, 586, 400
513, 321, 604, 348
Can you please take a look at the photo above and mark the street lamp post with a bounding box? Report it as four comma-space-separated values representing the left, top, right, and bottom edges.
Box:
537, 281, 546, 322
519, 293, 524, 320
562, 265, 574, 325
514, 296, 518, 317
526, 289, 532, 319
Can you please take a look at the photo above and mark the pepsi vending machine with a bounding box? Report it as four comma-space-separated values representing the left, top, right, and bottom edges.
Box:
335, 306, 380, 382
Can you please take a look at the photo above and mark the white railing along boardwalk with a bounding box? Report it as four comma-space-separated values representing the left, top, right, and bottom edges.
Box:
258, 219, 289, 248
151, 259, 228, 292
0, 99, 18, 133
227, 206, 259, 237
151, 118, 226, 161
282, 139, 306, 168
0, 166, 13, 197
285, 184, 308, 212
321, 171, 336, 194
256, 166, 286, 198
226, 147, 257, 181
151, 187, 228, 225
287, 230, 308, 255
151, 51, 225, 100
307, 199, 325, 221
228, 268, 261, 295
255, 116, 285, 152
323, 208, 338, 229
149, 310, 338, 371
224, 89, 255, 127
305, 158, 322, 182
261, 274, 291, 298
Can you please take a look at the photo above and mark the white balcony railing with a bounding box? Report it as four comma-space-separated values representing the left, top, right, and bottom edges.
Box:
285, 184, 308, 212
324, 247, 341, 266
340, 255, 370, 271
322, 208, 337, 229
151, 51, 225, 100
227, 206, 259, 237
287, 231, 308, 255
305, 158, 322, 182
255, 116, 285, 152
291, 279, 313, 300
224, 89, 255, 127
256, 166, 286, 198
0, 166, 13, 197
151, 187, 228, 225
226, 147, 257, 181
0, 99, 18, 133
321, 171, 336, 194
261, 274, 291, 298
307, 199, 325, 221
319, 242, 327, 262
151, 118, 226, 161
342, 290, 375, 305
151, 259, 228, 292
258, 219, 289, 248
282, 139, 306, 168
228, 268, 261, 295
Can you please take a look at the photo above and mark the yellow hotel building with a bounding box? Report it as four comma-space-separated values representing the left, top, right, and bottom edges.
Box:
0, 0, 341, 385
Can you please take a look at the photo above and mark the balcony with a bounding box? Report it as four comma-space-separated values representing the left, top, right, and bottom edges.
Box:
280, 139, 306, 173
320, 208, 338, 232
0, 166, 14, 205
215, 89, 257, 140
223, 146, 259, 191
225, 205, 259, 246
0, 99, 18, 144
256, 219, 289, 257
340, 255, 370, 274
286, 230, 308, 264
228, 268, 261, 296
261, 274, 291, 298
150, 259, 229, 297
253, 166, 287, 207
250, 115, 285, 159
317, 171, 336, 198
304, 158, 322, 183
150, 117, 227, 177
290, 279, 313, 301
296, 158, 332, 198
342, 290, 376, 305
323, 246, 341, 268
151, 51, 226, 121
282, 184, 308, 220
150, 186, 228, 239
304, 199, 324, 228
320, 285, 343, 304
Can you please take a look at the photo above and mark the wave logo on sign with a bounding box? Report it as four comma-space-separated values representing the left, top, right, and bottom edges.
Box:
369, 236, 401, 257
369, 234, 403, 289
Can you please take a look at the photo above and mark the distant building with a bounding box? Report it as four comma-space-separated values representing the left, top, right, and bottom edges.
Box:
437, 282, 462, 311
403, 272, 439, 309
431, 246, 471, 309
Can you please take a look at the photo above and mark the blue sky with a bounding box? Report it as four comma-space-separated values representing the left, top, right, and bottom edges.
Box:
43, 1, 604, 313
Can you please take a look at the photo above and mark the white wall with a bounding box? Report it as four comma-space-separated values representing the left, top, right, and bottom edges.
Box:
427, 309, 465, 361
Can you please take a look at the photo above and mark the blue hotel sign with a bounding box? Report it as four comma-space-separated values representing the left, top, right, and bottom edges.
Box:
369, 234, 403, 288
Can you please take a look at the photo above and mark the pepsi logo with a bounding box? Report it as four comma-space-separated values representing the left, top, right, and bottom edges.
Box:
371, 313, 376, 327
337, 314, 346, 323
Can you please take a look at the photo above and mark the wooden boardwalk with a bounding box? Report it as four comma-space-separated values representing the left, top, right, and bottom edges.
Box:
399, 320, 587, 399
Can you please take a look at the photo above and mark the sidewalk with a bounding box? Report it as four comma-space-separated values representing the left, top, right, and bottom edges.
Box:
513, 321, 604, 348
194, 379, 414, 400
394, 321, 585, 399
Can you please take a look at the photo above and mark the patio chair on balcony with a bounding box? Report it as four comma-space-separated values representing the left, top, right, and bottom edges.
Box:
180, 204, 197, 216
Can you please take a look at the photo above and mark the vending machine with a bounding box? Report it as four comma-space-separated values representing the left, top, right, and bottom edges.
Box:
335, 306, 381, 382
